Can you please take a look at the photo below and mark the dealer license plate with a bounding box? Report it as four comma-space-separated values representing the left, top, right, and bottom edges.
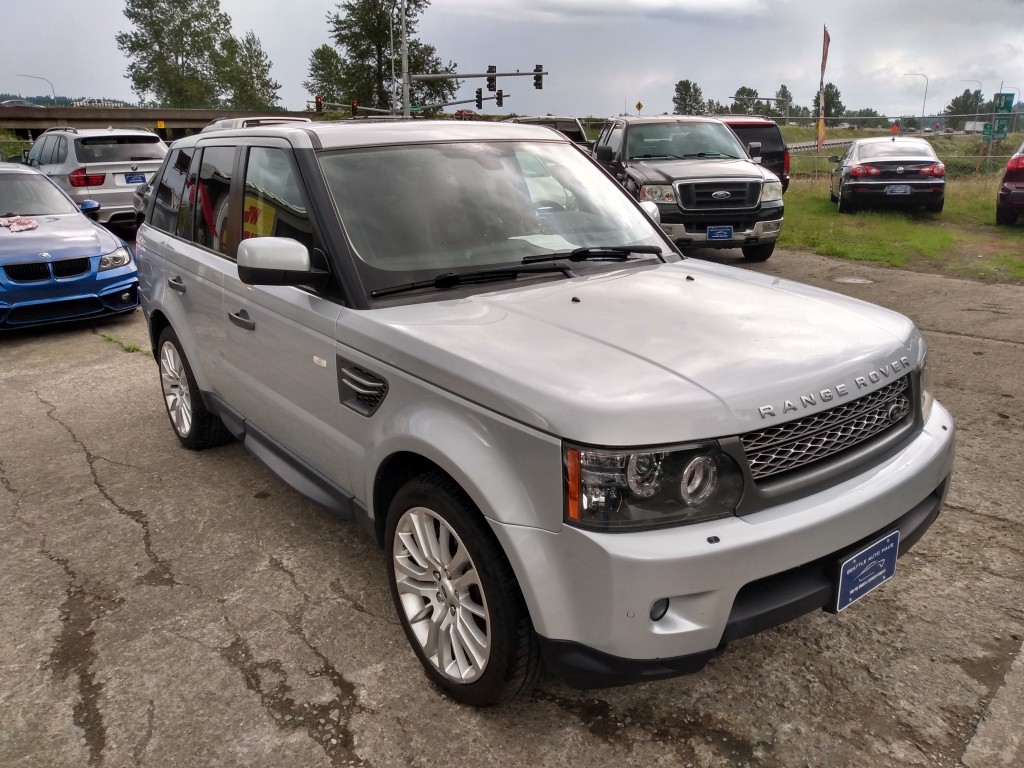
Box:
707, 225, 733, 241
886, 184, 911, 195
124, 173, 146, 185
836, 531, 900, 612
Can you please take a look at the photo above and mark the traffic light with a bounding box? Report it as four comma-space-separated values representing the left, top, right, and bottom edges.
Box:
533, 64, 543, 90
475, 88, 483, 110
315, 95, 323, 113
495, 89, 504, 108
350, 100, 358, 116
486, 65, 497, 92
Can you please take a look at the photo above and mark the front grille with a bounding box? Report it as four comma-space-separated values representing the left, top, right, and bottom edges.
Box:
4, 263, 50, 282
7, 297, 103, 324
676, 180, 760, 210
741, 376, 912, 481
53, 258, 90, 278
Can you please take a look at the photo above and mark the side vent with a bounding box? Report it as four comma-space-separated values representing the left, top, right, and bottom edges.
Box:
337, 357, 389, 416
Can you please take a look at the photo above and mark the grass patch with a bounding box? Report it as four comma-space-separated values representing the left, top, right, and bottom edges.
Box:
99, 332, 144, 354
779, 177, 1024, 283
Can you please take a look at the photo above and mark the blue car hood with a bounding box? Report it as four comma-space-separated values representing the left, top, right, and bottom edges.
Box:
0, 215, 119, 265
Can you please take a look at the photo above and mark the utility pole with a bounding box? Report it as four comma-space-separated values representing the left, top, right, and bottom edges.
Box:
401, 0, 410, 117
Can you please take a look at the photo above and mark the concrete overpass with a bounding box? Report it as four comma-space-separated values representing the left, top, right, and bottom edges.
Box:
0, 105, 318, 141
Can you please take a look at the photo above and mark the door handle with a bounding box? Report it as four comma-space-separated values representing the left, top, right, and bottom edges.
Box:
167, 275, 186, 293
228, 309, 256, 331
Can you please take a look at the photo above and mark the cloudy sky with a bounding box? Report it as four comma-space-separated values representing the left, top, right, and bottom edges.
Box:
2, 0, 1022, 118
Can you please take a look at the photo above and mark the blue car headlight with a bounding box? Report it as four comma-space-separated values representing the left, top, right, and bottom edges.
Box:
99, 247, 133, 271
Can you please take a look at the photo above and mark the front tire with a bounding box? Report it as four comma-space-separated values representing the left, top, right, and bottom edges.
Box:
157, 327, 232, 450
996, 206, 1018, 225
385, 472, 541, 706
742, 242, 776, 262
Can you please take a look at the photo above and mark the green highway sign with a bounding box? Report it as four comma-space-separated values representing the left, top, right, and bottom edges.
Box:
994, 115, 1010, 140
982, 123, 993, 140
409, 105, 422, 113
994, 93, 1015, 113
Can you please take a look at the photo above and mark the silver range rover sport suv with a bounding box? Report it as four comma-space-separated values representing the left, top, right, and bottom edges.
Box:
135, 121, 955, 706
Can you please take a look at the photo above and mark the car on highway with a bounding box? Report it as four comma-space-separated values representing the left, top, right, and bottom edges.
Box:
0, 99, 45, 108
0, 163, 138, 328
592, 115, 783, 260
23, 126, 168, 228
135, 120, 953, 706
995, 139, 1024, 225
828, 137, 946, 214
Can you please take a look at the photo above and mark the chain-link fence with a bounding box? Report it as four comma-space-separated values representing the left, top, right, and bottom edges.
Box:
1, 138, 32, 164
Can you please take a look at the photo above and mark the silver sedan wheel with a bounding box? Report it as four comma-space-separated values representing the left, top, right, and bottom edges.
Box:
159, 341, 193, 437
392, 507, 491, 684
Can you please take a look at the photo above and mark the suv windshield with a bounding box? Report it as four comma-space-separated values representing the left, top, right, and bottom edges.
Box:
625, 122, 744, 160
319, 140, 666, 288
77, 136, 166, 162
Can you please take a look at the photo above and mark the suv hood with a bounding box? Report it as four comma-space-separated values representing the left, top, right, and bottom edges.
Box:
0, 215, 120, 264
349, 261, 921, 446
628, 157, 772, 186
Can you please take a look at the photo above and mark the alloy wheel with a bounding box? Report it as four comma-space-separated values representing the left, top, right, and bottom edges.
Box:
160, 341, 193, 437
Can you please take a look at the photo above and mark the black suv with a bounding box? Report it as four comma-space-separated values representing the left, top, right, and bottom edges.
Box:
717, 115, 790, 193
592, 115, 784, 261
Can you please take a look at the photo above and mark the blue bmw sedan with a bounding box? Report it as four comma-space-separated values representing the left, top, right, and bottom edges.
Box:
0, 163, 138, 328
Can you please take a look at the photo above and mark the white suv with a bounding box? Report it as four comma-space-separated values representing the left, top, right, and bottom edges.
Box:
24, 127, 167, 227
136, 121, 955, 705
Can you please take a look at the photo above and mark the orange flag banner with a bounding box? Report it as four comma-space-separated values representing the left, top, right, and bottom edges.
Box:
817, 25, 830, 153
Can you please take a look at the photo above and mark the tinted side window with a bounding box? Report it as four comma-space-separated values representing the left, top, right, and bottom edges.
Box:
607, 126, 623, 156
241, 147, 313, 251
38, 136, 58, 165
27, 138, 44, 165
150, 147, 195, 234
729, 124, 784, 152
53, 136, 68, 165
193, 146, 235, 255
174, 147, 202, 241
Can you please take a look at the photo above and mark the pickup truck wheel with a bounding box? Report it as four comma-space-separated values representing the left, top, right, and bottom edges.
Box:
386, 472, 541, 706
157, 327, 232, 450
741, 242, 776, 262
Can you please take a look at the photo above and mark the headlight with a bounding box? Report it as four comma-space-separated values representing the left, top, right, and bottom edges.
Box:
639, 185, 676, 204
99, 247, 132, 271
920, 353, 934, 422
760, 180, 783, 203
564, 442, 744, 531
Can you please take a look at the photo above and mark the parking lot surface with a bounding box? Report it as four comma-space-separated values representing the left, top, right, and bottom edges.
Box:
1, 249, 1021, 767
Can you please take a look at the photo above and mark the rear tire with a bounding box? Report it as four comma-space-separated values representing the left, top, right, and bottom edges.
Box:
837, 194, 856, 214
157, 327, 232, 450
996, 206, 1018, 225
925, 198, 944, 214
741, 242, 776, 262
385, 471, 541, 706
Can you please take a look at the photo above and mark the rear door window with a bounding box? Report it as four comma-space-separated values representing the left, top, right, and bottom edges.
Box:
729, 124, 785, 152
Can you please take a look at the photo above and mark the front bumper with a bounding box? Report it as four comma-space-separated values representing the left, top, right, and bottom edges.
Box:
659, 217, 782, 248
490, 402, 955, 688
657, 201, 783, 248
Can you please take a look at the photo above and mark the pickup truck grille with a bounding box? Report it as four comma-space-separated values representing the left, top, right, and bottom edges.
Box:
741, 375, 912, 481
676, 179, 761, 210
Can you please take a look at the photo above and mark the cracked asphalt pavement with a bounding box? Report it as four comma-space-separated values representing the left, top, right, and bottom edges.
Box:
1, 249, 1021, 767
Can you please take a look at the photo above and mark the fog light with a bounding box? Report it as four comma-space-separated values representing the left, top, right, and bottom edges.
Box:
650, 598, 670, 621
762, 221, 782, 233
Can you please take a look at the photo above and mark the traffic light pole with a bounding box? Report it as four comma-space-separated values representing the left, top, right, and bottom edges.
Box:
410, 71, 546, 81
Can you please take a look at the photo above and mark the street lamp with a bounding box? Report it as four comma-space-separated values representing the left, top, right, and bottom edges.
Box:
17, 73, 56, 105
903, 73, 928, 125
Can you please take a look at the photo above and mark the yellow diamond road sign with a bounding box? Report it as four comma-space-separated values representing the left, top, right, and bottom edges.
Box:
635, 101, 644, 112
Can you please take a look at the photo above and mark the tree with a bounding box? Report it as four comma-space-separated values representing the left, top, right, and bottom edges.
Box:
945, 89, 983, 129
324, 0, 456, 112
812, 82, 845, 125
304, 45, 348, 106
218, 31, 281, 108
732, 86, 760, 115
117, 0, 232, 106
671, 80, 705, 115
773, 85, 793, 118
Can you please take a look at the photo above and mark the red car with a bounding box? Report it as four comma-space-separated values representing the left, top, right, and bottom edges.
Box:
453, 109, 478, 121
996, 141, 1024, 225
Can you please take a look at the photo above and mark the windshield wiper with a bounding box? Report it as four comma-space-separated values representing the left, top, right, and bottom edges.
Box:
522, 244, 664, 265
371, 263, 574, 299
